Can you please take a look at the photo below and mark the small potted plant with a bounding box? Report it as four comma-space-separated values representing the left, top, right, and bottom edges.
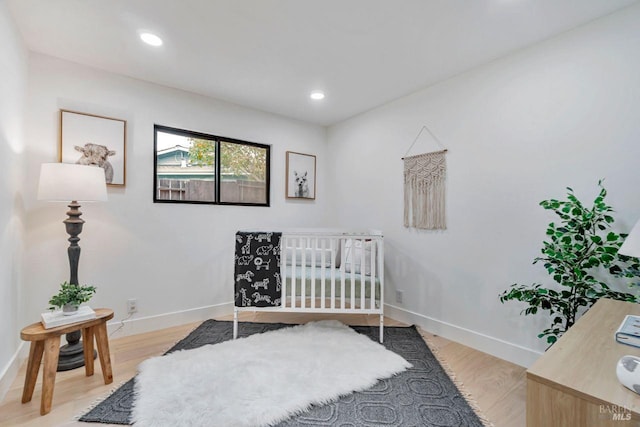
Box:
49, 281, 97, 315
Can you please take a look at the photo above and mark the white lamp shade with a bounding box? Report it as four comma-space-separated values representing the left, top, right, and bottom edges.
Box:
619, 219, 640, 258
38, 163, 108, 202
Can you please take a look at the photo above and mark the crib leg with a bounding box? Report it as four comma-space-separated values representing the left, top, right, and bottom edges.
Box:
233, 307, 238, 340
379, 314, 384, 343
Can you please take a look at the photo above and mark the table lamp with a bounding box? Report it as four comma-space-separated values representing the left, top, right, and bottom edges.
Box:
37, 163, 107, 370
619, 220, 640, 258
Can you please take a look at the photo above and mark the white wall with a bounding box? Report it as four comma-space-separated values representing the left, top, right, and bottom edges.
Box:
23, 54, 328, 336
0, 3, 28, 400
6, 3, 640, 388
327, 4, 640, 366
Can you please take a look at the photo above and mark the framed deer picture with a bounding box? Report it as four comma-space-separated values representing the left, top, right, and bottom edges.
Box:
59, 110, 127, 186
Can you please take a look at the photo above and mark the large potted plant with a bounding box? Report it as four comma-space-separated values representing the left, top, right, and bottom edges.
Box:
500, 181, 640, 345
49, 281, 97, 315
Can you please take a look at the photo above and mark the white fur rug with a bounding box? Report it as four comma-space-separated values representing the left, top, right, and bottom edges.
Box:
131, 320, 411, 426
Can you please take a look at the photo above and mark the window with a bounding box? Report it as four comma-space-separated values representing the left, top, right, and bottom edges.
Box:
154, 125, 270, 206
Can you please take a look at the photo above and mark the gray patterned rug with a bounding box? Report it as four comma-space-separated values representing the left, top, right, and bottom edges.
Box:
80, 320, 486, 426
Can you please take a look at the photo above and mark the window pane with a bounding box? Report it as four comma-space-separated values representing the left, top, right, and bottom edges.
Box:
154, 125, 269, 206
155, 130, 216, 202
219, 141, 268, 204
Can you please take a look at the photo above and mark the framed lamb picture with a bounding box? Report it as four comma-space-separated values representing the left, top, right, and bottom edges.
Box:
59, 109, 127, 186
286, 151, 316, 200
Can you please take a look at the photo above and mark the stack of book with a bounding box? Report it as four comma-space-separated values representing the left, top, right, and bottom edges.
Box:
40, 306, 96, 329
615, 314, 640, 348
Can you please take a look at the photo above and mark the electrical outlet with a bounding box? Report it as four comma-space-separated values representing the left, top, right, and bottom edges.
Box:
395, 290, 403, 303
127, 298, 138, 314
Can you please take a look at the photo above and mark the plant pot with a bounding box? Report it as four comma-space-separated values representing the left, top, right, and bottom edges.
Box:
62, 304, 79, 316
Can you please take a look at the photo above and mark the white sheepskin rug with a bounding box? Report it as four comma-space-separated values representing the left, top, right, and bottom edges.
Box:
131, 320, 411, 426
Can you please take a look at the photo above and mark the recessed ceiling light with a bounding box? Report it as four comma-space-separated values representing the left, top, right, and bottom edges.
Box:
310, 91, 325, 100
140, 32, 163, 47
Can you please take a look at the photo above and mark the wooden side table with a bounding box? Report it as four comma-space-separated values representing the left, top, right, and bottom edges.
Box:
527, 299, 640, 426
20, 308, 114, 415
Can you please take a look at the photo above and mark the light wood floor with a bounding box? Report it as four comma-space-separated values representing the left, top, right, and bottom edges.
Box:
0, 312, 526, 427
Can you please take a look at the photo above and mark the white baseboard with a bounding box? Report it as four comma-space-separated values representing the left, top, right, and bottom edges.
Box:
107, 302, 234, 338
384, 304, 541, 367
0, 342, 27, 403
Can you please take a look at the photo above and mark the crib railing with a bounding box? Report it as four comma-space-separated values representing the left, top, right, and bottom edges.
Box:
233, 229, 385, 342
281, 232, 383, 313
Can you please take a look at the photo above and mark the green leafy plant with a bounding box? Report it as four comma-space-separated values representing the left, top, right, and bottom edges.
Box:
188, 138, 215, 166
499, 181, 640, 345
48, 281, 97, 310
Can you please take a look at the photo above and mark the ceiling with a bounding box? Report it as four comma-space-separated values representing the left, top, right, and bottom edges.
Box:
7, 0, 639, 126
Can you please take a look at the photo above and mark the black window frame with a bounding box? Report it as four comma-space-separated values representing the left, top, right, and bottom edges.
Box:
153, 124, 270, 207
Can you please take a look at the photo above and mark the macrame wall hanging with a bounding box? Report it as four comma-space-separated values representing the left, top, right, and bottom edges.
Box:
402, 126, 448, 230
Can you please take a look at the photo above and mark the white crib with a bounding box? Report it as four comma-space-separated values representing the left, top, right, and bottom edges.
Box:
233, 229, 385, 342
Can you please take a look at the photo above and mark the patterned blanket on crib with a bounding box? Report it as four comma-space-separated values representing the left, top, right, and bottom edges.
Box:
234, 231, 282, 307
